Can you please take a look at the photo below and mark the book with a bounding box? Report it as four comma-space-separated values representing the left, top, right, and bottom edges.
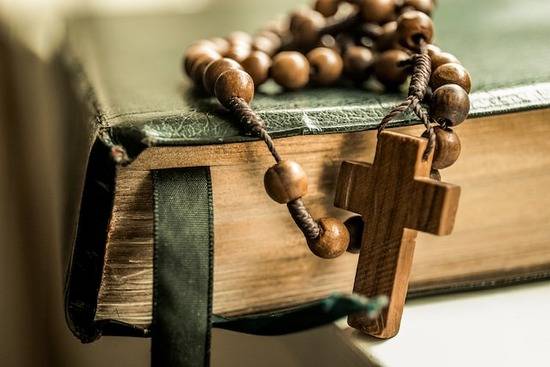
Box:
61, 0, 550, 340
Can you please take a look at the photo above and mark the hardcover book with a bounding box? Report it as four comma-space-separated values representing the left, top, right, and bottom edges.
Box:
61, 0, 550, 340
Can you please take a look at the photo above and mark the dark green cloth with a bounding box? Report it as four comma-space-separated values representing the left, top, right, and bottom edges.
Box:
152, 168, 213, 367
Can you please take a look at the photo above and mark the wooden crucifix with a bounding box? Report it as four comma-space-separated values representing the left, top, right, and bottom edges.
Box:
335, 131, 461, 339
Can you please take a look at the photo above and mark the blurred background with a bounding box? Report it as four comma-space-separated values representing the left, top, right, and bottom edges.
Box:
0, 0, 362, 366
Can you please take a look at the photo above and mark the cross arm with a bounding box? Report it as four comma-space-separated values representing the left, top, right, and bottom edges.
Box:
406, 178, 461, 236
334, 160, 372, 214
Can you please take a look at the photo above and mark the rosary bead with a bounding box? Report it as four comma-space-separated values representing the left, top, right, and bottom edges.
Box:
396, 10, 434, 51
242, 51, 272, 87
191, 54, 220, 85
271, 51, 310, 90
344, 215, 364, 254
252, 31, 281, 56
214, 69, 255, 108
360, 0, 396, 24
203, 58, 242, 94
208, 37, 231, 55
314, 0, 339, 17
430, 84, 470, 126
226, 43, 251, 63
227, 31, 252, 46
401, 0, 434, 15
431, 63, 472, 93
184, 43, 220, 77
307, 218, 350, 259
289, 9, 325, 47
264, 160, 308, 204
307, 47, 344, 86
374, 49, 410, 89
375, 21, 398, 51
343, 46, 374, 81
431, 127, 461, 169
430, 50, 460, 71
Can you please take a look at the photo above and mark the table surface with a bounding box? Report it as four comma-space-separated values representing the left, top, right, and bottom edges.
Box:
335, 281, 550, 367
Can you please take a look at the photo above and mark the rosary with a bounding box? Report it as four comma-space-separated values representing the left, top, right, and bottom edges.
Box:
183, 0, 469, 338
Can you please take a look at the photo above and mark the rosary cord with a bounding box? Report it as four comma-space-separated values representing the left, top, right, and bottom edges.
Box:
377, 40, 435, 160
228, 96, 322, 241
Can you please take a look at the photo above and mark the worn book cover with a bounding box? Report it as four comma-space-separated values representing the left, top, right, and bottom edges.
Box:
60, 0, 550, 341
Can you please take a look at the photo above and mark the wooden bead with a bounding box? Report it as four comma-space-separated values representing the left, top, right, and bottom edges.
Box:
431, 63, 472, 93
208, 37, 231, 55
264, 160, 308, 204
307, 218, 349, 259
430, 84, 470, 126
360, 0, 396, 24
307, 47, 343, 85
203, 58, 242, 94
344, 215, 364, 254
227, 31, 252, 46
183, 43, 220, 77
422, 127, 461, 169
374, 49, 410, 89
314, 0, 339, 17
225, 43, 251, 63
252, 32, 281, 56
396, 10, 434, 51
344, 46, 374, 81
375, 21, 398, 51
430, 50, 460, 71
190, 54, 220, 85
271, 51, 310, 90
241, 51, 272, 87
402, 0, 434, 15
214, 69, 255, 108
289, 9, 325, 47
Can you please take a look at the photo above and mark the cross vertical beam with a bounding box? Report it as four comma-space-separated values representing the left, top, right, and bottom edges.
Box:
335, 131, 460, 339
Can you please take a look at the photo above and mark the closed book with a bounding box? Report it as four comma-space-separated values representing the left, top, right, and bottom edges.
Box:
62, 0, 550, 340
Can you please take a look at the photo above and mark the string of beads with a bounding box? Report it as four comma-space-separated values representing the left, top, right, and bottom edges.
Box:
183, 0, 471, 259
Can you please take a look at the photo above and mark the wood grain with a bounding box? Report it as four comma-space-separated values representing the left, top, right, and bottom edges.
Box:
335, 132, 460, 338
95, 109, 550, 330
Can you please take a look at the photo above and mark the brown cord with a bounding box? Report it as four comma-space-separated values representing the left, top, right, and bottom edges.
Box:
228, 96, 322, 241
377, 40, 435, 160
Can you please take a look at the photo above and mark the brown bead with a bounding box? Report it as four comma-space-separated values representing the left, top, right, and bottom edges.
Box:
225, 43, 251, 63
307, 218, 349, 259
430, 84, 470, 126
375, 21, 398, 51
343, 46, 374, 81
271, 51, 310, 90
431, 63, 472, 93
191, 54, 220, 86
183, 43, 220, 77
203, 58, 242, 94
208, 37, 231, 55
241, 51, 272, 87
360, 0, 396, 24
264, 160, 308, 204
402, 0, 434, 15
422, 127, 461, 169
227, 31, 252, 46
252, 31, 281, 56
289, 9, 325, 47
374, 49, 410, 89
307, 47, 343, 86
344, 215, 364, 254
214, 69, 255, 108
396, 10, 434, 51
314, 0, 339, 17
430, 50, 460, 71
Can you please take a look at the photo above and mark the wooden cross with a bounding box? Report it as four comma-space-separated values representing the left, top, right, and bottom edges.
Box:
335, 131, 461, 339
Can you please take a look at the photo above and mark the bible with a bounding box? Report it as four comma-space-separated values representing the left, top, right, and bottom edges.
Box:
62, 0, 550, 340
